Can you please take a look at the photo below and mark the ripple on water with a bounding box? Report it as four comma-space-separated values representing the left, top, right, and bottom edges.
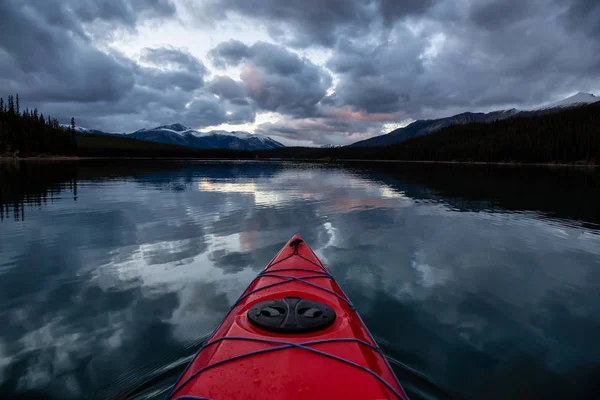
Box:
1, 161, 600, 399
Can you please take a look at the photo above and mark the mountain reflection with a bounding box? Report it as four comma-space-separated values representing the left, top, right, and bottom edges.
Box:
2, 161, 600, 227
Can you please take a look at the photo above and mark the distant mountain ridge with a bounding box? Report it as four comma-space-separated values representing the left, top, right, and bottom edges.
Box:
70, 123, 284, 151
67, 92, 598, 150
537, 92, 598, 110
60, 124, 108, 135
134, 123, 197, 135
350, 92, 600, 147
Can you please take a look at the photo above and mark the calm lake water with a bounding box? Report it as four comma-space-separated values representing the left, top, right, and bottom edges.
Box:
1, 160, 600, 399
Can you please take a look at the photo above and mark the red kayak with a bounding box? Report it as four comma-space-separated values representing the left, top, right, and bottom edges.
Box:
166, 235, 409, 399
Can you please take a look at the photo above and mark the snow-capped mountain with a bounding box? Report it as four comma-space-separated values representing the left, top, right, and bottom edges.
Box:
538, 92, 599, 110
60, 124, 108, 135
350, 92, 598, 147
66, 121, 284, 151
127, 124, 284, 151
134, 123, 197, 135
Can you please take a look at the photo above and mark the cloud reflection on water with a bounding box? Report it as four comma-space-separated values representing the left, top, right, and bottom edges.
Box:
0, 162, 599, 399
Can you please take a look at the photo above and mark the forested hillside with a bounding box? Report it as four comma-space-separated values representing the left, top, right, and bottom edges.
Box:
2, 93, 599, 164
0, 94, 76, 156
0, 94, 248, 158
379, 101, 600, 163
261, 101, 600, 164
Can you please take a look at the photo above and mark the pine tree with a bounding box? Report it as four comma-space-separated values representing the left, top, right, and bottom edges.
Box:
39, 113, 46, 153
0, 94, 78, 156
0, 97, 4, 152
70, 117, 77, 151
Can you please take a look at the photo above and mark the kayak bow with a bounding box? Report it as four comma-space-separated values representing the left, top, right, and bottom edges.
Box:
167, 235, 409, 400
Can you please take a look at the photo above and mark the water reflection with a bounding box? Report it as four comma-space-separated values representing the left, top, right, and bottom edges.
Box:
0, 161, 599, 399
0, 161, 79, 221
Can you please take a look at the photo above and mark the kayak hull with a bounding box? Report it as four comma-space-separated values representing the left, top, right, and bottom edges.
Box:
167, 235, 408, 400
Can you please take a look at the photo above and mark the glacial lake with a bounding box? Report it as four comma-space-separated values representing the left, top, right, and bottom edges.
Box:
1, 160, 599, 399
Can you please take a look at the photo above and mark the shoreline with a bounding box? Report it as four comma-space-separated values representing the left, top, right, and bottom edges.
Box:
334, 159, 599, 168
1, 155, 597, 169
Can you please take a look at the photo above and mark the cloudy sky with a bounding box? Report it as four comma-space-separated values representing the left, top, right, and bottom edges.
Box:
1, 0, 599, 146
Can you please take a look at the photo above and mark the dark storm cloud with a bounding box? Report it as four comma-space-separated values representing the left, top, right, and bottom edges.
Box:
138, 47, 208, 91
45, 88, 255, 133
325, 34, 427, 114
377, 0, 439, 24
0, 0, 255, 132
194, 0, 440, 48
136, 67, 204, 92
23, 60, 254, 132
207, 40, 252, 68
3, 0, 600, 145
320, 0, 600, 119
255, 116, 388, 146
0, 1, 134, 103
560, 0, 600, 37
210, 41, 308, 76
23, 0, 176, 41
468, 0, 538, 30
71, 0, 176, 26
141, 46, 208, 75
200, 0, 600, 139
182, 93, 256, 127
209, 41, 332, 117
207, 76, 250, 104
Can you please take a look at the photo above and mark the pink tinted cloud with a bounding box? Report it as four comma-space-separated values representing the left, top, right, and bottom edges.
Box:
240, 64, 263, 96
323, 105, 407, 122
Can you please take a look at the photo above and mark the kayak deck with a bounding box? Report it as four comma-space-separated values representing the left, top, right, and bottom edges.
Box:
167, 235, 408, 399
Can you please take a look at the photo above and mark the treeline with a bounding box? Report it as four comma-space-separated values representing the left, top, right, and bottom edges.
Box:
76, 132, 251, 158
0, 94, 77, 156
2, 93, 599, 163
381, 101, 600, 163
259, 101, 600, 164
